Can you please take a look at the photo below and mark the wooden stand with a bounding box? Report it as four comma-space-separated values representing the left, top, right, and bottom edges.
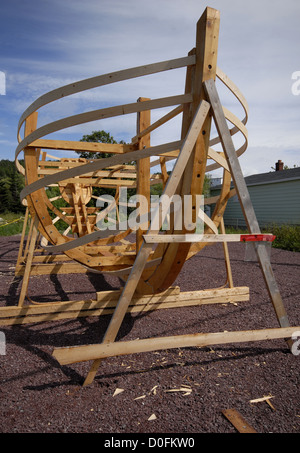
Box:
2, 7, 298, 386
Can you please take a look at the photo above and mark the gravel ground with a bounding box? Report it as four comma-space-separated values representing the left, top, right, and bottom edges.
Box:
0, 235, 299, 434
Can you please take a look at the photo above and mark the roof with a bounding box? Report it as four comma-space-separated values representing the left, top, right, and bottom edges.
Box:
212, 166, 300, 191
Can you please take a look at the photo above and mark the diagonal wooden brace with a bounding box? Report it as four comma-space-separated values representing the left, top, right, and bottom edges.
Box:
203, 79, 291, 337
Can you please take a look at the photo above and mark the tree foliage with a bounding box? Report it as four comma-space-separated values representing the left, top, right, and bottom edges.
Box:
76, 130, 134, 202
0, 160, 25, 213
78, 130, 123, 159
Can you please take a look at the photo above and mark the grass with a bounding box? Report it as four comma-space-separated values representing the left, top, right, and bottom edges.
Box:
266, 223, 300, 252
0, 212, 28, 236
225, 224, 300, 252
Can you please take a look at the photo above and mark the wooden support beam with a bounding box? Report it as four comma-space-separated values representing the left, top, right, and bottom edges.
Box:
0, 286, 249, 326
136, 97, 151, 251
220, 218, 234, 288
18, 112, 40, 307
17, 215, 39, 307
20, 140, 183, 201
53, 326, 300, 366
143, 233, 275, 243
222, 409, 257, 433
30, 139, 136, 154
15, 207, 30, 270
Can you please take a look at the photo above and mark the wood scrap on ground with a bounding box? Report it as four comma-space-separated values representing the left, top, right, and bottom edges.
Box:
222, 408, 257, 433
250, 394, 276, 410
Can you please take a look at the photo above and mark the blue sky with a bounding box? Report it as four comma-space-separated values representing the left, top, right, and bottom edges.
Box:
0, 0, 299, 177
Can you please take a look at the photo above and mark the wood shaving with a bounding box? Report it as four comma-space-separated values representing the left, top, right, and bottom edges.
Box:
250, 395, 274, 404
113, 388, 125, 397
165, 386, 192, 396
134, 395, 146, 400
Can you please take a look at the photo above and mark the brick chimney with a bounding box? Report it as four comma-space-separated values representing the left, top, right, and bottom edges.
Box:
275, 160, 284, 171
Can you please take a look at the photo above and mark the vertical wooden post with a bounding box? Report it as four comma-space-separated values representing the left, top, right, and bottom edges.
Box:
18, 112, 39, 307
204, 78, 291, 334
17, 215, 39, 306
220, 218, 234, 288
150, 7, 220, 291
16, 206, 29, 270
182, 7, 220, 195
136, 97, 151, 251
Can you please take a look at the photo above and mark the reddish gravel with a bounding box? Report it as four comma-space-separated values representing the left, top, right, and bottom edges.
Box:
0, 235, 299, 434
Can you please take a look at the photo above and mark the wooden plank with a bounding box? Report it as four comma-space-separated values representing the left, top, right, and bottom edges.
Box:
0, 286, 248, 317
17, 215, 39, 307
41, 177, 137, 187
18, 112, 40, 307
220, 218, 234, 288
0, 287, 249, 326
20, 140, 183, 201
38, 168, 138, 179
143, 233, 275, 243
52, 326, 300, 366
15, 263, 89, 276
222, 409, 257, 433
31, 139, 136, 154
136, 97, 151, 251
204, 78, 291, 333
0, 287, 179, 317
39, 161, 136, 170
15, 207, 30, 269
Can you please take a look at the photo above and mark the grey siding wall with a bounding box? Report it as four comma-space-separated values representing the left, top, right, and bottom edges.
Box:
210, 179, 300, 228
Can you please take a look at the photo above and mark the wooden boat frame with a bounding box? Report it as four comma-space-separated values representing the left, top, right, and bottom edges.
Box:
1, 7, 298, 386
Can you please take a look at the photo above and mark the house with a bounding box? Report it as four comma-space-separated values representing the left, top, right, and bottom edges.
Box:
209, 161, 300, 228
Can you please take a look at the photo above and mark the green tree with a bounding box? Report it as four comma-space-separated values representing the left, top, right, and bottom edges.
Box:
76, 130, 128, 203
0, 160, 25, 213
0, 177, 13, 212
77, 130, 118, 159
